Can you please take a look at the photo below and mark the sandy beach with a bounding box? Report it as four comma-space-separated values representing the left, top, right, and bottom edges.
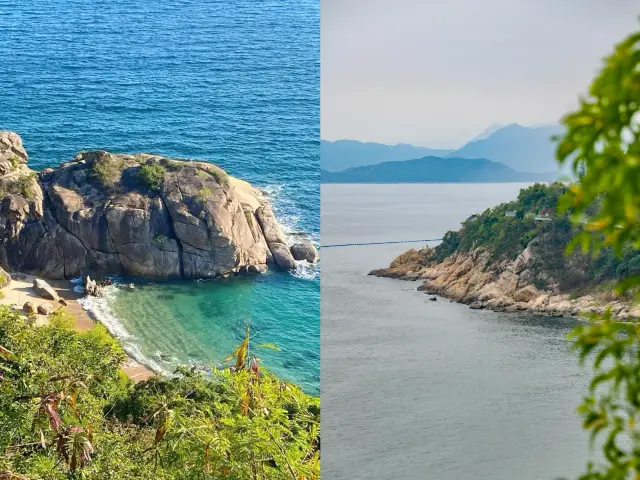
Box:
1, 273, 154, 382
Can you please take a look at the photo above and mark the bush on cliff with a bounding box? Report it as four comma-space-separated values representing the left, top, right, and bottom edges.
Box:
138, 164, 166, 192
433, 182, 571, 262
0, 308, 320, 479
92, 156, 126, 187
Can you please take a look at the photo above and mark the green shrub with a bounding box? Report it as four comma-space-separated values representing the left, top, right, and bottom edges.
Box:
0, 172, 39, 200
153, 233, 166, 244
0, 308, 320, 479
9, 155, 21, 170
138, 164, 165, 191
48, 307, 76, 329
93, 156, 125, 187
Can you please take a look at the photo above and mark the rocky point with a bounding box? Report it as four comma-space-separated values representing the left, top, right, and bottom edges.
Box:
0, 131, 318, 280
370, 246, 640, 320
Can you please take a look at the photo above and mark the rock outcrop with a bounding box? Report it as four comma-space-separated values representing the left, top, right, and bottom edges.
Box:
84, 276, 102, 297
371, 246, 640, 320
0, 132, 317, 280
290, 242, 320, 263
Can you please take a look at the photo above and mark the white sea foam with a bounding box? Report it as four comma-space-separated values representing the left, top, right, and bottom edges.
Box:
263, 183, 319, 280
292, 260, 319, 280
77, 285, 170, 376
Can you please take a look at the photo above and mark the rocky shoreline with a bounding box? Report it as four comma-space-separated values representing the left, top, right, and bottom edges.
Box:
0, 131, 318, 280
370, 247, 640, 320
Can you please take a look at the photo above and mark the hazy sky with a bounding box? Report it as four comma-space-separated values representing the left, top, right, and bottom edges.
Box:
321, 0, 639, 148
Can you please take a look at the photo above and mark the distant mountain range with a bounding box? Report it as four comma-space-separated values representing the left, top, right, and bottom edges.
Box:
320, 140, 453, 172
321, 123, 565, 175
320, 157, 557, 184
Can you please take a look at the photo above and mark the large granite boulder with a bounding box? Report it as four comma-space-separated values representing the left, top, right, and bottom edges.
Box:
33, 278, 59, 301
37, 303, 54, 315
255, 205, 296, 270
291, 242, 319, 263
0, 132, 301, 279
513, 285, 540, 303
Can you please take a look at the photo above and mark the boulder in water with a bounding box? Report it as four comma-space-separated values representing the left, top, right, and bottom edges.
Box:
290, 242, 319, 263
255, 204, 296, 270
84, 276, 102, 297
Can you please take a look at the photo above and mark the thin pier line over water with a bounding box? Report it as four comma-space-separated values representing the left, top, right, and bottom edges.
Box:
322, 238, 443, 248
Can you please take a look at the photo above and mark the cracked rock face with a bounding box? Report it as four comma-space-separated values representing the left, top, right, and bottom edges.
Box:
0, 132, 305, 279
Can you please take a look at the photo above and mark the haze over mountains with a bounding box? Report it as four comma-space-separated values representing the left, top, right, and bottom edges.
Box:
320, 140, 453, 172
321, 123, 565, 183
320, 157, 556, 184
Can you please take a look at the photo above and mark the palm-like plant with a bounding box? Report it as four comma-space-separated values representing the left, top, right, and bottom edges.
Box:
56, 426, 94, 471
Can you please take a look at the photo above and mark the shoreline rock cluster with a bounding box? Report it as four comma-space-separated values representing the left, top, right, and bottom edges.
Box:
0, 132, 318, 280
370, 247, 640, 320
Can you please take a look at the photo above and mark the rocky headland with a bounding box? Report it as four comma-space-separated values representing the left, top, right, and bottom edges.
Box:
370, 247, 639, 320
0, 131, 318, 280
370, 183, 640, 320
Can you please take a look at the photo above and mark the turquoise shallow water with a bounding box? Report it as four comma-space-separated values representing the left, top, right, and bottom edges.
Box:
90, 271, 319, 394
0, 0, 319, 393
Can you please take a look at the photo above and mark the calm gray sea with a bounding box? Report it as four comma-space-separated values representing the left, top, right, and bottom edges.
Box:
321, 183, 593, 480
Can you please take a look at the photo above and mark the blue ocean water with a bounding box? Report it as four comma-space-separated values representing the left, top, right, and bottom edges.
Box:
0, 1, 319, 393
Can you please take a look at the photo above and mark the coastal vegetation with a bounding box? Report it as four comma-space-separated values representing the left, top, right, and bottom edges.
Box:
433, 182, 568, 261
204, 165, 229, 186
0, 172, 39, 201
138, 164, 165, 192
430, 182, 640, 294
91, 155, 125, 188
0, 308, 320, 479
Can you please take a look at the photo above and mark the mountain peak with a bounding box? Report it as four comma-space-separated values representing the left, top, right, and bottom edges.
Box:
450, 123, 562, 174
